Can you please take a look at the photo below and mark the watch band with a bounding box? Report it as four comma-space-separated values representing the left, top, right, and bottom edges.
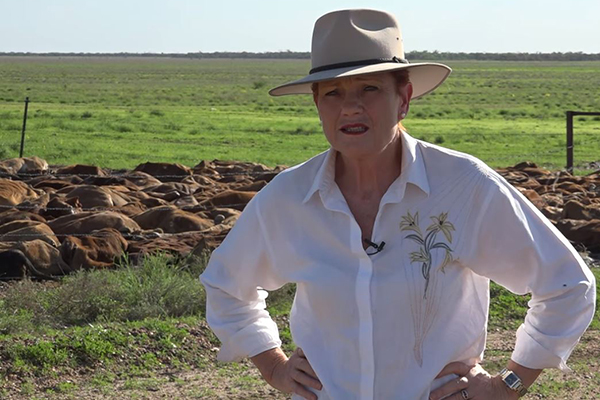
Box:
500, 368, 528, 397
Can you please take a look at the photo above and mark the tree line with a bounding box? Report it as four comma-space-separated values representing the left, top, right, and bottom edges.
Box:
1, 51, 600, 61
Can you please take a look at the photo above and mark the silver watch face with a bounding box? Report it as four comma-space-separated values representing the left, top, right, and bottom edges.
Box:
504, 373, 520, 387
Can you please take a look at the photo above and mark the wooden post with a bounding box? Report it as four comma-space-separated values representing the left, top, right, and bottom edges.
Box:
19, 97, 30, 158
566, 111, 573, 173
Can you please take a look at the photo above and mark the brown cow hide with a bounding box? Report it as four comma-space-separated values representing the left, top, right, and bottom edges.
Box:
56, 164, 106, 177
63, 185, 128, 208
540, 193, 563, 208
562, 200, 600, 221
0, 156, 49, 176
555, 219, 600, 252
233, 180, 268, 192
41, 196, 81, 220
120, 171, 162, 189
199, 190, 256, 211
204, 208, 241, 226
127, 231, 206, 260
132, 206, 212, 233
0, 240, 70, 277
0, 179, 39, 206
60, 228, 128, 270
143, 182, 198, 195
0, 221, 59, 247
118, 201, 148, 217
0, 209, 46, 225
0, 219, 42, 235
173, 195, 199, 209
517, 188, 545, 208
82, 176, 139, 191
134, 162, 192, 183
541, 206, 562, 220
48, 211, 141, 236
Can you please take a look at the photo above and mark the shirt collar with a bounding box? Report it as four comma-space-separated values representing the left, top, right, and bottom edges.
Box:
302, 131, 430, 205
398, 130, 430, 197
302, 148, 336, 204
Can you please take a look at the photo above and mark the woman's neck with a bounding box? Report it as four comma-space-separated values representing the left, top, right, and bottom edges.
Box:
334, 133, 403, 200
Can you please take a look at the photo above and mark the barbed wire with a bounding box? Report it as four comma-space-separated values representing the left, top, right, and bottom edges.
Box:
0, 169, 280, 179
0, 202, 248, 212
0, 230, 223, 240
1, 138, 597, 180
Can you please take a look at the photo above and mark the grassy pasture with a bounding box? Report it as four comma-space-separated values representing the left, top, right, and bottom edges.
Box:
0, 57, 599, 171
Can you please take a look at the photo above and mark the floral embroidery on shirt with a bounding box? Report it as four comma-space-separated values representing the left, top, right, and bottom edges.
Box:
401, 211, 455, 298
400, 211, 456, 366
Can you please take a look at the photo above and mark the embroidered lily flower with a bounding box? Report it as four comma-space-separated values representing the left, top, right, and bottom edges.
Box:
400, 211, 422, 237
427, 212, 455, 243
410, 247, 429, 264
442, 249, 454, 272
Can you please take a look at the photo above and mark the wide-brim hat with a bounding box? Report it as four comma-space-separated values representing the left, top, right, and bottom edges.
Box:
269, 9, 451, 99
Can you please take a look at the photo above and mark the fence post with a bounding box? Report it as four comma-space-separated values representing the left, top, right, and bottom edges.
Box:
566, 111, 573, 173
19, 97, 30, 158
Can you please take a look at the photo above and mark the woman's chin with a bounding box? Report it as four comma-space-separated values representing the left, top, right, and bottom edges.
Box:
334, 145, 380, 161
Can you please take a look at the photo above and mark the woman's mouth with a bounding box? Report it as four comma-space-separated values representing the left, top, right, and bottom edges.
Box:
340, 124, 369, 135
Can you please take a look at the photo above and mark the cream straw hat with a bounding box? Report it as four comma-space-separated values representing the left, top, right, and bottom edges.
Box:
269, 9, 451, 99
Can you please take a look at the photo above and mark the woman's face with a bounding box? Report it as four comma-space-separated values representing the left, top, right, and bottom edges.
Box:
313, 72, 412, 161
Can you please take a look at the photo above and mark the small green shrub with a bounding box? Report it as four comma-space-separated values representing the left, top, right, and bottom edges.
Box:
252, 81, 267, 90
7, 341, 68, 372
0, 254, 208, 333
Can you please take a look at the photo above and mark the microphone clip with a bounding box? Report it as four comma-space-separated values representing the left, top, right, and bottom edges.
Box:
364, 239, 386, 256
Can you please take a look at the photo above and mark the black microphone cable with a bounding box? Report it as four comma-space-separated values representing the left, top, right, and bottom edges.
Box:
364, 239, 386, 256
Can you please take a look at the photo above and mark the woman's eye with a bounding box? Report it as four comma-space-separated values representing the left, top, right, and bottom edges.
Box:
364, 85, 378, 91
324, 90, 338, 96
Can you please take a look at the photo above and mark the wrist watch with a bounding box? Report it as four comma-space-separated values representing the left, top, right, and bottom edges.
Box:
500, 368, 528, 397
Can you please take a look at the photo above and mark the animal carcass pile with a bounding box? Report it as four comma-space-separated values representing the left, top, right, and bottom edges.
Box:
496, 162, 600, 255
0, 157, 599, 279
0, 156, 283, 279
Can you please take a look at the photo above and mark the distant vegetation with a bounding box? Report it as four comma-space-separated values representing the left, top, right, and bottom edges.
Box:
2, 51, 600, 61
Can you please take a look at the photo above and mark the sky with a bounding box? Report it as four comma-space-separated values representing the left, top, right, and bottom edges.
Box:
0, 0, 599, 54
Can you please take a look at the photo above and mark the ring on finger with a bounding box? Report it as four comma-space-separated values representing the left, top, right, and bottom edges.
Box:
461, 389, 469, 399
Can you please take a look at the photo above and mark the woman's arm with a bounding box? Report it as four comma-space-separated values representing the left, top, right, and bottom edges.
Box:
431, 168, 595, 400
200, 196, 286, 362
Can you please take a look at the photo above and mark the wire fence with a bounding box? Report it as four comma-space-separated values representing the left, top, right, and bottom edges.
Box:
1, 100, 599, 246
2, 98, 599, 172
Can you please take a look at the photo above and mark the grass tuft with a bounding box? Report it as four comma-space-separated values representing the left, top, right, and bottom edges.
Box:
0, 253, 208, 334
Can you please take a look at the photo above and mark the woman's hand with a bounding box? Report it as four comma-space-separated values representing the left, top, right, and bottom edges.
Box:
253, 347, 322, 400
429, 362, 519, 400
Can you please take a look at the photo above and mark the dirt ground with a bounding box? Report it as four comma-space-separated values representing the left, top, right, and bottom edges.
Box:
5, 330, 598, 400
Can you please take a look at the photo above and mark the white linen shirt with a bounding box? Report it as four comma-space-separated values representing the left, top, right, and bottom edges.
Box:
200, 132, 596, 400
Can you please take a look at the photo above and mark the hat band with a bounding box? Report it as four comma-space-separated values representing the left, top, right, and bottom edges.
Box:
309, 56, 408, 74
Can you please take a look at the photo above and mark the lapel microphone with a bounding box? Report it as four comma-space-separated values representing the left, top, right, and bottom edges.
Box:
364, 239, 386, 256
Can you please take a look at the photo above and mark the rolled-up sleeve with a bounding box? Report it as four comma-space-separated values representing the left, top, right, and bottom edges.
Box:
200, 195, 286, 362
462, 169, 596, 371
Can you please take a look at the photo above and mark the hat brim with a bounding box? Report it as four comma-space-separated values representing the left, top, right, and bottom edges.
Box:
268, 62, 451, 100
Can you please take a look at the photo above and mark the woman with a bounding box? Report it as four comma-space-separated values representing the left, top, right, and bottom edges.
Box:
201, 9, 596, 400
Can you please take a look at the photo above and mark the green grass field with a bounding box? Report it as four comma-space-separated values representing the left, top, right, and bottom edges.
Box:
1, 57, 599, 171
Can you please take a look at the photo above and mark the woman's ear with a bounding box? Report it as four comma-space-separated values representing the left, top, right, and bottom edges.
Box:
398, 82, 413, 120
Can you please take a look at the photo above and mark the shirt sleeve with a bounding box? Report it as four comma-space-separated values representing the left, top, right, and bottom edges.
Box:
460, 167, 596, 371
200, 194, 287, 362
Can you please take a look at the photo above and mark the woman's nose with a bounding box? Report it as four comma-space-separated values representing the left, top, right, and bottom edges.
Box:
341, 92, 363, 115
